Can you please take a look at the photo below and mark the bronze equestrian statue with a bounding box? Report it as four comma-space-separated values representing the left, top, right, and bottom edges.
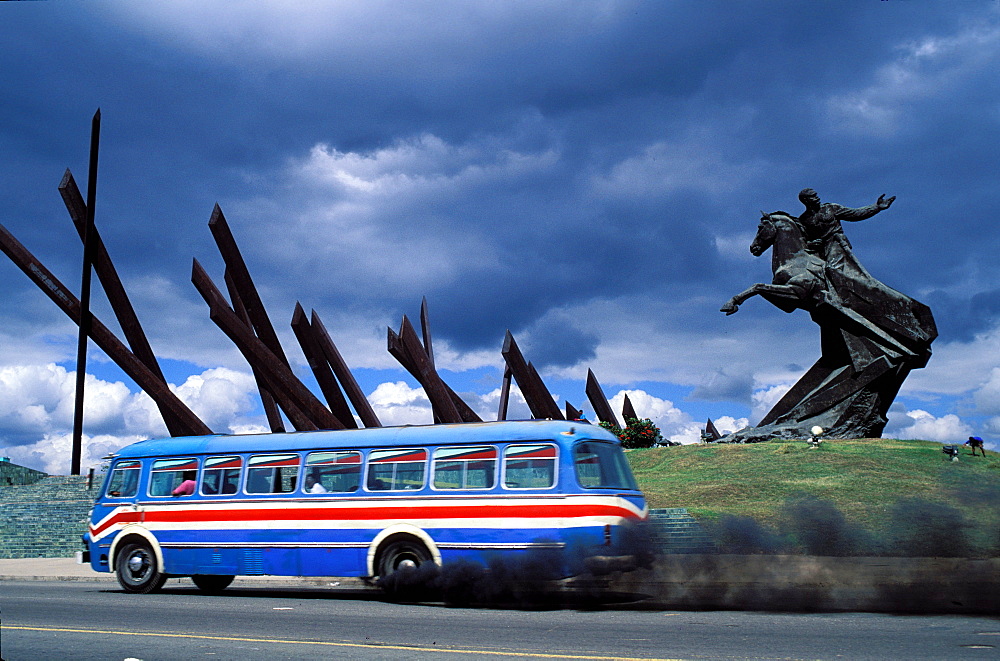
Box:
722, 189, 937, 442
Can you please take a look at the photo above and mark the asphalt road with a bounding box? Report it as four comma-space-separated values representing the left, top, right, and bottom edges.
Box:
1, 580, 998, 660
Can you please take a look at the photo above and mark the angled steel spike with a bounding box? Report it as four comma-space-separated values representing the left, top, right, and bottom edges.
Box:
387, 325, 442, 424
501, 331, 545, 418
72, 109, 101, 475
385, 324, 447, 421
311, 310, 380, 428
705, 418, 722, 441
497, 365, 512, 421
387, 326, 415, 376
585, 369, 620, 427
389, 318, 480, 423
565, 402, 583, 421
291, 302, 357, 428
501, 331, 563, 419
622, 393, 638, 422
59, 169, 191, 437
208, 205, 290, 365
0, 221, 212, 435
194, 261, 317, 430
192, 259, 344, 431
416, 297, 481, 422
398, 315, 462, 423
225, 269, 286, 433
420, 296, 434, 369
526, 361, 563, 419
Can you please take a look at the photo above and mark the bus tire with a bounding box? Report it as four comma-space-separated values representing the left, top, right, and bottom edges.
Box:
377, 538, 431, 578
115, 542, 167, 594
192, 574, 235, 594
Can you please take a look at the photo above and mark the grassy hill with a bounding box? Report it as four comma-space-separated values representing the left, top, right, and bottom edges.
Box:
626, 438, 999, 554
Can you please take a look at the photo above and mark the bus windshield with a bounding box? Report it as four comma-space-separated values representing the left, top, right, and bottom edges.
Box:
574, 440, 638, 489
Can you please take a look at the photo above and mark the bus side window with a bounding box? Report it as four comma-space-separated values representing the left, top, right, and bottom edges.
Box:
246, 454, 300, 494
105, 460, 141, 498
148, 458, 199, 497
366, 448, 427, 491
574, 441, 638, 490
503, 444, 557, 489
433, 446, 497, 489
201, 456, 243, 496
303, 451, 362, 493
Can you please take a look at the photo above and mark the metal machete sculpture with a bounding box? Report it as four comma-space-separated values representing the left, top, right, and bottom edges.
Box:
721, 188, 937, 442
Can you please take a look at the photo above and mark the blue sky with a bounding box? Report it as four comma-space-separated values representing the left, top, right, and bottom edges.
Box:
2, 1, 999, 473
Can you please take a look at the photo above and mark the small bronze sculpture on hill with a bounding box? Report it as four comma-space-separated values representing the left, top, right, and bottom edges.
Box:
722, 189, 937, 442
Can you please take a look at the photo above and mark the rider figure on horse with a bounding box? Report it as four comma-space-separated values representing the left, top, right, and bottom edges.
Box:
796, 188, 895, 270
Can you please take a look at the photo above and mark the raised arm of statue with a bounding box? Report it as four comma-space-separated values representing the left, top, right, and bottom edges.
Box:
833, 194, 895, 222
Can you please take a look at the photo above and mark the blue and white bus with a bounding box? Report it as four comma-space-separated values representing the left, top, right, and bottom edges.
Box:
83, 420, 647, 594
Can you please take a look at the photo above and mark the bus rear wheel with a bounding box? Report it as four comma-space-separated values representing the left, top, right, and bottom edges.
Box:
378, 539, 431, 577
377, 538, 435, 601
192, 574, 235, 594
116, 542, 167, 594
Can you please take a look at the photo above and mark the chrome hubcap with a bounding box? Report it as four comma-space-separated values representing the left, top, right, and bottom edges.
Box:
128, 554, 147, 574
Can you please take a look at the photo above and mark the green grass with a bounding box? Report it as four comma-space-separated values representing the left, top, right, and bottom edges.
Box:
626, 438, 1000, 536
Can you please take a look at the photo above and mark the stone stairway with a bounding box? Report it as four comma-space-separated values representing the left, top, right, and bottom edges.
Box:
648, 507, 716, 554
0, 475, 95, 558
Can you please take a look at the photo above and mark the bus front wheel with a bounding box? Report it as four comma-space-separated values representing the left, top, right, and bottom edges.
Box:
192, 574, 235, 594
116, 542, 167, 594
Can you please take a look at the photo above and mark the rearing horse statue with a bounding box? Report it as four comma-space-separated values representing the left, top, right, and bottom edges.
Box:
718, 192, 937, 443
721, 212, 827, 316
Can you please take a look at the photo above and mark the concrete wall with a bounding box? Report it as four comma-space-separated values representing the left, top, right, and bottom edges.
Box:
0, 475, 93, 558
0, 459, 47, 486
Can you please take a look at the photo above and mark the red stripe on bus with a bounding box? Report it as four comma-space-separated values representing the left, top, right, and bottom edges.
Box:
90, 502, 638, 536
506, 448, 556, 459
437, 450, 497, 461
249, 458, 300, 468
310, 455, 361, 465
206, 459, 242, 469
370, 450, 427, 463
153, 460, 198, 471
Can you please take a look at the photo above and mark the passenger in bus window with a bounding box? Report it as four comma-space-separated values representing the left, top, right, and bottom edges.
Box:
305, 473, 328, 494
172, 471, 197, 496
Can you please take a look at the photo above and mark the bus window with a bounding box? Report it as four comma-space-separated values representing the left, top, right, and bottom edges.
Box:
503, 444, 557, 489
149, 458, 199, 497
303, 451, 361, 493
574, 441, 638, 489
105, 460, 141, 498
246, 454, 301, 494
433, 446, 497, 489
201, 456, 243, 495
366, 448, 427, 491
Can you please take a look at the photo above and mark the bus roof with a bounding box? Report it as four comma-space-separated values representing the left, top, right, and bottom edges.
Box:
111, 420, 619, 460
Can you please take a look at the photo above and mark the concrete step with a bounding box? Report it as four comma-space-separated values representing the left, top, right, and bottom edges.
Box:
648, 507, 716, 554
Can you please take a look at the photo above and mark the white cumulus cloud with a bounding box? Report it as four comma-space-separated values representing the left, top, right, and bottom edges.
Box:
884, 406, 972, 442
367, 381, 433, 427
0, 364, 265, 473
